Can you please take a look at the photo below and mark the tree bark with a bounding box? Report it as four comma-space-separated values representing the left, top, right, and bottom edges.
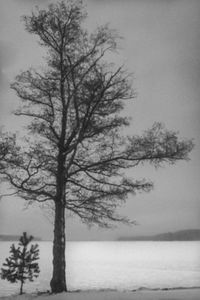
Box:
50, 200, 67, 293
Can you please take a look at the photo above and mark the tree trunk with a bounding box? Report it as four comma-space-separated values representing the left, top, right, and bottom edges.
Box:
50, 200, 67, 293
50, 65, 67, 292
20, 280, 23, 295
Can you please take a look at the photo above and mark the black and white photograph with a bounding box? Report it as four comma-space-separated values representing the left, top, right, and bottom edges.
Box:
0, 0, 200, 299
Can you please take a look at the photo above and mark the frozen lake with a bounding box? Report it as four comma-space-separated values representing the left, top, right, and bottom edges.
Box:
0, 241, 200, 296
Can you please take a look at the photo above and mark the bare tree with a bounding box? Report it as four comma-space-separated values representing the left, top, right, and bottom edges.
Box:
0, 1, 193, 293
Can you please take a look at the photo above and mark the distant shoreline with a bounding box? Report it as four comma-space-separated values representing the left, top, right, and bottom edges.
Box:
1, 239, 200, 242
117, 229, 200, 241
0, 235, 42, 242
1, 229, 200, 242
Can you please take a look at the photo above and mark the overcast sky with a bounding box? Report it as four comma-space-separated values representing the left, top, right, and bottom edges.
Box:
0, 0, 200, 240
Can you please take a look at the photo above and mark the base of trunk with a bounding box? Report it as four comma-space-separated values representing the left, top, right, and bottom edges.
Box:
50, 278, 67, 293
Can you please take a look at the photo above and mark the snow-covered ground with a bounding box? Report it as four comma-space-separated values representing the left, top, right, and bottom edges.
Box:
0, 289, 200, 300
1, 241, 200, 297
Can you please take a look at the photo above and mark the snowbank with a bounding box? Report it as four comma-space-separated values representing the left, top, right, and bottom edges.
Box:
0, 288, 200, 300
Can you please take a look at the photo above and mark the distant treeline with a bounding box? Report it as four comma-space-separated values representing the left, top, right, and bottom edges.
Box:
0, 235, 42, 241
118, 229, 200, 241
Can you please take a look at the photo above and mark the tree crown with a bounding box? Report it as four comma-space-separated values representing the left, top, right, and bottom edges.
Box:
0, 1, 194, 227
